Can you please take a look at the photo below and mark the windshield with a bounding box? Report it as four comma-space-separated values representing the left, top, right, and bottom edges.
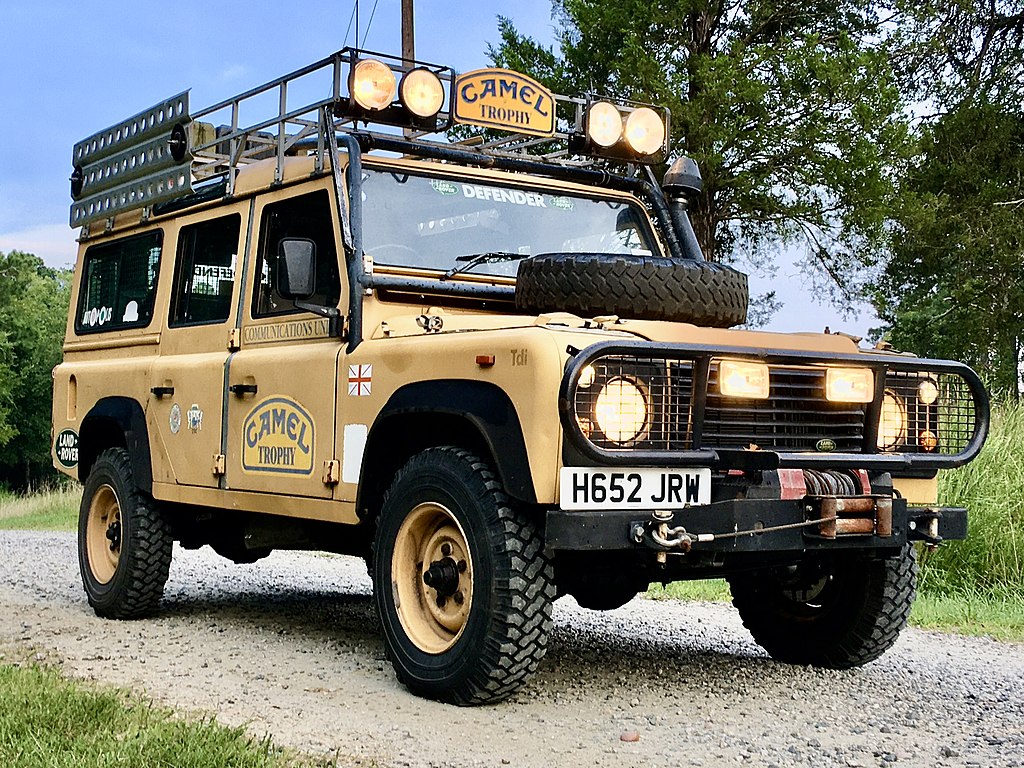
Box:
359, 168, 658, 277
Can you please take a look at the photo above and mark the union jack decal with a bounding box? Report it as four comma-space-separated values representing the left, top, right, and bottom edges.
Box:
347, 364, 373, 396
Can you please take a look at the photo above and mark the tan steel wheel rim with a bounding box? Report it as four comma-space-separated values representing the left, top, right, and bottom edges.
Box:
392, 502, 473, 654
86, 484, 122, 584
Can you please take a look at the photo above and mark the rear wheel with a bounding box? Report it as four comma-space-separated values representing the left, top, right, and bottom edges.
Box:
727, 545, 917, 668
78, 448, 172, 618
373, 447, 555, 705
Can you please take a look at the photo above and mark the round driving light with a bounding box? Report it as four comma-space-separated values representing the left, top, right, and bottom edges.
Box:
624, 107, 665, 156
593, 377, 649, 444
919, 430, 939, 452
351, 59, 396, 111
400, 68, 445, 118
918, 378, 939, 405
586, 101, 623, 148
878, 391, 907, 450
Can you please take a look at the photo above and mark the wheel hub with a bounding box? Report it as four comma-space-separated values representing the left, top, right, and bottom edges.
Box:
86, 484, 122, 585
392, 502, 474, 654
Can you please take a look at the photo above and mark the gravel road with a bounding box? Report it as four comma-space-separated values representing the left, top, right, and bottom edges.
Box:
1, 530, 1021, 768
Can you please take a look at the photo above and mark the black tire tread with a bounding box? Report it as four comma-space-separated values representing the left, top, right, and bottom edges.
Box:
80, 448, 172, 619
515, 253, 748, 328
376, 447, 555, 705
728, 545, 917, 669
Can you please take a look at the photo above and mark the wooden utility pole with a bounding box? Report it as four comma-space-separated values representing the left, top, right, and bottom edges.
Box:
402, 0, 415, 65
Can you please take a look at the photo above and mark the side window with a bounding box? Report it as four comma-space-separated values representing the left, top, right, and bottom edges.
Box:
169, 214, 241, 326
76, 231, 162, 333
253, 191, 341, 317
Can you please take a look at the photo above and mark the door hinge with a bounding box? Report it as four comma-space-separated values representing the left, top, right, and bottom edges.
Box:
322, 459, 341, 486
228, 328, 241, 351
212, 454, 226, 476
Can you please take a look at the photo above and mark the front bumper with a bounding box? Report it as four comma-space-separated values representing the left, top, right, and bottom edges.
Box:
545, 499, 967, 553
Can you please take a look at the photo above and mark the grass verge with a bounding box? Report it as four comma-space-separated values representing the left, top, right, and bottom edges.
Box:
0, 486, 78, 531
0, 660, 332, 768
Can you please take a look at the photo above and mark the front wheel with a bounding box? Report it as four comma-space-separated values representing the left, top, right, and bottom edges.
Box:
78, 448, 173, 618
373, 447, 555, 705
727, 545, 917, 669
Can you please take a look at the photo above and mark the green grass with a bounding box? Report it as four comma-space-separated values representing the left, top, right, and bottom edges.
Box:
0, 661, 334, 768
0, 485, 79, 531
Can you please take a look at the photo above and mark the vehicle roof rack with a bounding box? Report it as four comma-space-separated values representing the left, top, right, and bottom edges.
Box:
69, 47, 666, 231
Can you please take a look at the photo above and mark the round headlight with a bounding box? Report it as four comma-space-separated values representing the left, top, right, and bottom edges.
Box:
351, 59, 396, 111
593, 377, 648, 444
400, 68, 445, 118
624, 107, 665, 156
878, 391, 907, 450
586, 101, 623, 148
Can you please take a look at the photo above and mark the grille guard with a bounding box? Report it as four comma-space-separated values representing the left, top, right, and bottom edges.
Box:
558, 340, 990, 470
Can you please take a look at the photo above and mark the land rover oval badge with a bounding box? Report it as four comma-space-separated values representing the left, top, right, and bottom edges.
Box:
815, 438, 837, 453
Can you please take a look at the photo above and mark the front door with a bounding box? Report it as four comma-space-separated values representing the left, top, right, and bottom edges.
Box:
224, 186, 344, 499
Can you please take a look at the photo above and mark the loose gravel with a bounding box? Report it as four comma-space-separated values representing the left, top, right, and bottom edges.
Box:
1, 530, 1022, 768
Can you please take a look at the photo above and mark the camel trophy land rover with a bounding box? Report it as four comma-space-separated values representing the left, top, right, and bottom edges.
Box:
53, 49, 989, 705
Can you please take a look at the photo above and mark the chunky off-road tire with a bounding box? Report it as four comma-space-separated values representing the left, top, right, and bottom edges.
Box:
727, 545, 917, 669
515, 252, 748, 327
78, 448, 172, 619
373, 447, 555, 705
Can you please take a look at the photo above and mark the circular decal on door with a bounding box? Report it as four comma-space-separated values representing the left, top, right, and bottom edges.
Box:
169, 403, 182, 434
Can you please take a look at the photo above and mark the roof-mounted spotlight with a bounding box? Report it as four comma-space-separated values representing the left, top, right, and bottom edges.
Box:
586, 101, 623, 147
400, 67, 445, 118
351, 58, 397, 111
624, 107, 665, 156
571, 98, 669, 164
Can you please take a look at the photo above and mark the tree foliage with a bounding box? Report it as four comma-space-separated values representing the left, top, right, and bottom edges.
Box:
0, 251, 71, 489
873, 105, 1023, 398
489, 1, 912, 295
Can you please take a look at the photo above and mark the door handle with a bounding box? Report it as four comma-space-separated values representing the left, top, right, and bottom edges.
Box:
229, 383, 258, 396
151, 385, 175, 398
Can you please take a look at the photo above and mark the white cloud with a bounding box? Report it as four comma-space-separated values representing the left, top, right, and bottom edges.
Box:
0, 223, 78, 269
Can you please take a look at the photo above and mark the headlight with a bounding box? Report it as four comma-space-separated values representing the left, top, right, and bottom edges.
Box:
351, 59, 396, 111
593, 377, 649, 444
878, 391, 907, 450
719, 360, 770, 399
825, 367, 874, 403
400, 68, 445, 118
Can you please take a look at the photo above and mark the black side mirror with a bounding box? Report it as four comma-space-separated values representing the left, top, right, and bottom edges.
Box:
277, 238, 316, 299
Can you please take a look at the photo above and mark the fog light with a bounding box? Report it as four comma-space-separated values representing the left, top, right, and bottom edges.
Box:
719, 360, 770, 399
624, 107, 665, 155
586, 101, 623, 148
878, 391, 907, 450
351, 59, 396, 111
400, 68, 445, 118
825, 367, 874, 403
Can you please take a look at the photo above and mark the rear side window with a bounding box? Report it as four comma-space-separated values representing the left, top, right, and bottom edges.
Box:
169, 215, 241, 326
76, 231, 162, 333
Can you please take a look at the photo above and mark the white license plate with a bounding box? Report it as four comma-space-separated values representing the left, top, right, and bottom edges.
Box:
559, 467, 712, 511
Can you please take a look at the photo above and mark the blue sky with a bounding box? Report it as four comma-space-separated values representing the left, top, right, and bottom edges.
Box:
0, 0, 877, 337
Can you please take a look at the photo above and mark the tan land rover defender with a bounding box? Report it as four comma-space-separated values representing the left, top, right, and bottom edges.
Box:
52, 49, 989, 705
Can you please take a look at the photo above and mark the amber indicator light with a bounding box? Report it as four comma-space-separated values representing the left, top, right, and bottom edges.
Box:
476, 355, 496, 367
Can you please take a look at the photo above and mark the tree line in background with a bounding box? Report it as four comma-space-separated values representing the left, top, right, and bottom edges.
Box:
493, 0, 1024, 395
2, 1, 1022, 489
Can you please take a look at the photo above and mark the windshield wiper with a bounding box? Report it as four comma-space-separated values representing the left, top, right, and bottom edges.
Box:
441, 251, 531, 280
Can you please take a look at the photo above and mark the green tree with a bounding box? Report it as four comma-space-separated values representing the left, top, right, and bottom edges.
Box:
0, 251, 71, 489
872, 105, 1023, 397
489, 1, 912, 298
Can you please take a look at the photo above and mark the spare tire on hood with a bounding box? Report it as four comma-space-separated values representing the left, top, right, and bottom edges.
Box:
515, 252, 748, 328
